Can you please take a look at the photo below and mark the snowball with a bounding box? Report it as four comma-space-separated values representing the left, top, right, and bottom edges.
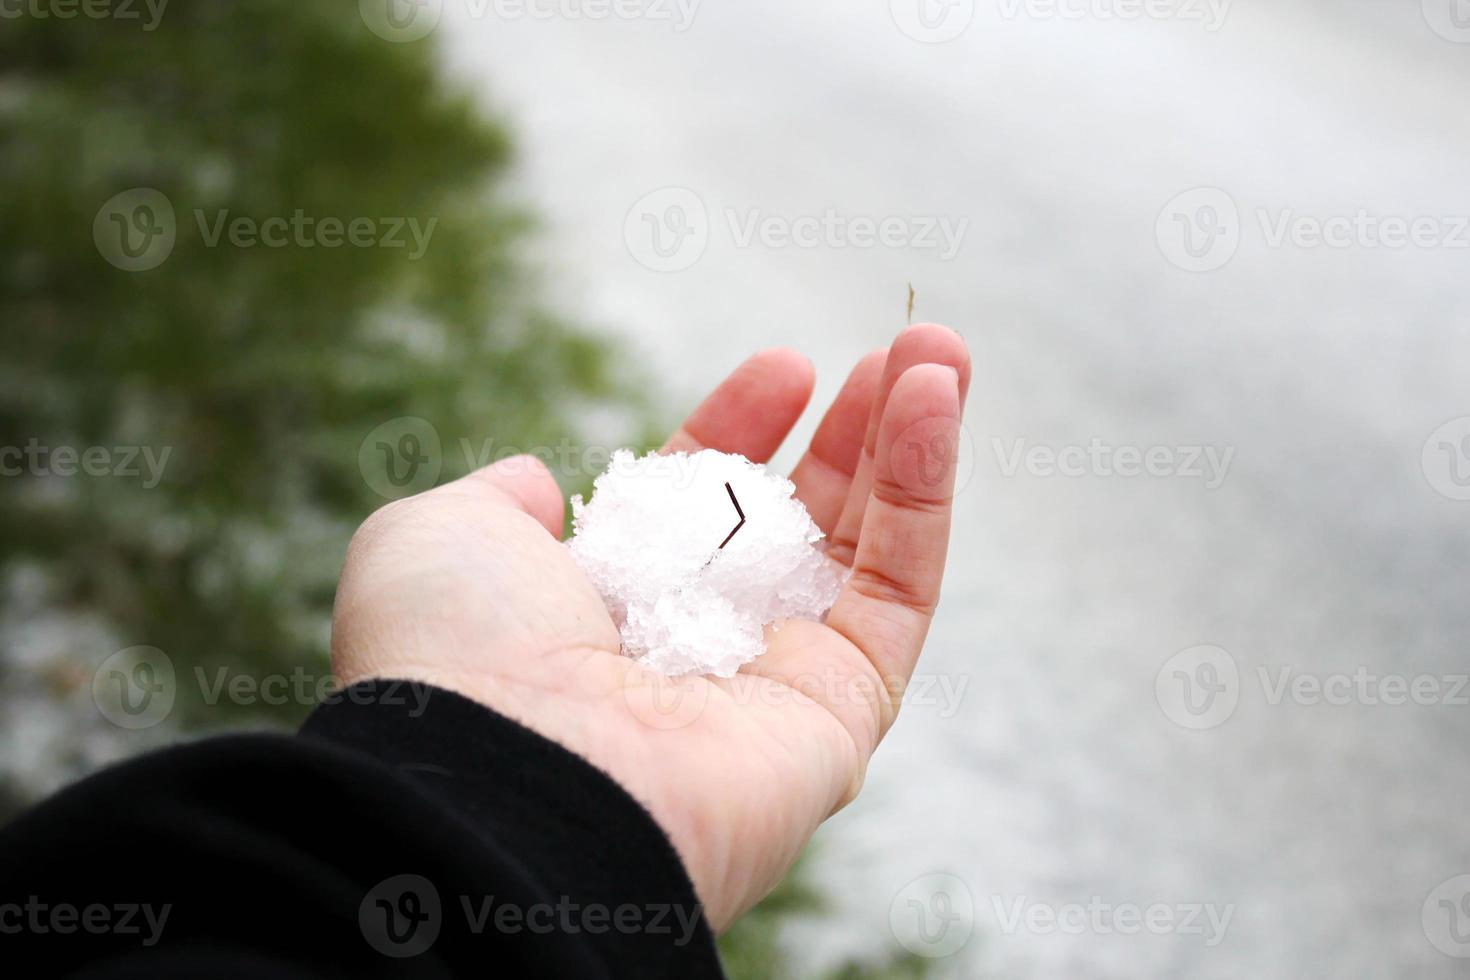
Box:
567, 449, 845, 677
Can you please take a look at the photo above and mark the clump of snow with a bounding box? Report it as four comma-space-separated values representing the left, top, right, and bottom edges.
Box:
568, 449, 844, 677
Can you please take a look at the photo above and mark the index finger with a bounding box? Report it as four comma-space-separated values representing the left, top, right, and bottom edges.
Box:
660, 348, 814, 462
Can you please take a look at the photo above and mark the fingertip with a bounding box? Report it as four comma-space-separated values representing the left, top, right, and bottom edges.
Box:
891, 323, 970, 389
886, 363, 962, 428
805, 349, 889, 468
788, 346, 894, 536
839, 349, 889, 413
484, 454, 566, 536
662, 345, 815, 461
856, 346, 889, 379
749, 344, 812, 369
862, 325, 970, 455
907, 321, 963, 338
876, 364, 963, 504
748, 346, 816, 399
724, 346, 816, 450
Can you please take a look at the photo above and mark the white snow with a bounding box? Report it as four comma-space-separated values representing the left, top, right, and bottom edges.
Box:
567, 449, 843, 677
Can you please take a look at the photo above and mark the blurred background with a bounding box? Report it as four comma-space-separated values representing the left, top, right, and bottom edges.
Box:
3, 1, 1469, 977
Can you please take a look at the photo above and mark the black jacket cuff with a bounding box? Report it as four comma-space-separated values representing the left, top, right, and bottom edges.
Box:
299, 680, 721, 977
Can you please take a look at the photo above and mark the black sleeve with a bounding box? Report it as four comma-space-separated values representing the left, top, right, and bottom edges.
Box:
0, 680, 724, 979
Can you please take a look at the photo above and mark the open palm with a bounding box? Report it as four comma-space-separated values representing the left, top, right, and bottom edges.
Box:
330, 324, 970, 930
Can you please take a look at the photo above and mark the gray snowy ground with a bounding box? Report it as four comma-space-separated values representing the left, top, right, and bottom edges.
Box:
440, 1, 1470, 976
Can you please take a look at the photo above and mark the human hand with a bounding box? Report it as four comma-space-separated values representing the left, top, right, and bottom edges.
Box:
330, 323, 971, 931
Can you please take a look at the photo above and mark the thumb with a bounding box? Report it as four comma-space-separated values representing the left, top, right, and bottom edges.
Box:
433, 454, 567, 538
